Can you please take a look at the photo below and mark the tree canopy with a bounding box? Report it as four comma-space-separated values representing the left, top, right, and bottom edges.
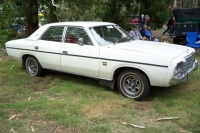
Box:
0, 0, 199, 47
137, 0, 174, 29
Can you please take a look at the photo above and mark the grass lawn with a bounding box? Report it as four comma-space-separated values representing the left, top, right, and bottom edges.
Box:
0, 48, 200, 133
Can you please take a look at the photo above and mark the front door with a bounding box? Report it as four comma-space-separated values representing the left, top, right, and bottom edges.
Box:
61, 26, 99, 78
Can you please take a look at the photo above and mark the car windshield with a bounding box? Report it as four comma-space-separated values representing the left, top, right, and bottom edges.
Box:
90, 25, 132, 45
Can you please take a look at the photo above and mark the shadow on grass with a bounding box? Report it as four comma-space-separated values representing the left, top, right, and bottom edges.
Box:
146, 83, 187, 101
24, 69, 192, 102
42, 69, 115, 92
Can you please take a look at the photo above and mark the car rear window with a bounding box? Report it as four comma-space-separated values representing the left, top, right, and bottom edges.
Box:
41, 27, 64, 42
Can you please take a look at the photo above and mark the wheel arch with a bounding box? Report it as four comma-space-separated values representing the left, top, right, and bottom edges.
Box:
21, 54, 41, 69
113, 67, 151, 84
22, 54, 44, 76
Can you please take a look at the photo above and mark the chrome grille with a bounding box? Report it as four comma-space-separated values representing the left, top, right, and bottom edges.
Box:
182, 52, 195, 73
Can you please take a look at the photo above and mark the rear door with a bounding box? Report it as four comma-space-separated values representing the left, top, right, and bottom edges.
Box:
34, 26, 64, 71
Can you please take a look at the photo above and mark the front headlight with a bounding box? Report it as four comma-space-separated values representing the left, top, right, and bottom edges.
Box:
174, 62, 184, 76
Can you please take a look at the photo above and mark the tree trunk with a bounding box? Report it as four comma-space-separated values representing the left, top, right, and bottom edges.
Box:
25, 0, 38, 37
180, 0, 183, 8
49, 0, 58, 23
194, 0, 198, 8
190, 0, 193, 8
173, 0, 177, 9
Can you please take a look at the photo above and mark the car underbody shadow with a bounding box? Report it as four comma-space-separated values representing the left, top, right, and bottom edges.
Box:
146, 85, 183, 101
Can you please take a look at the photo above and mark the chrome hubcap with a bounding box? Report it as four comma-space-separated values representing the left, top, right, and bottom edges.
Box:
27, 58, 38, 75
122, 74, 143, 96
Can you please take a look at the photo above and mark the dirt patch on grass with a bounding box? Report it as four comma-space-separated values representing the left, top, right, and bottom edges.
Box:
0, 49, 9, 61
9, 117, 80, 133
82, 102, 119, 119
31, 78, 47, 92
30, 120, 77, 133
129, 101, 153, 110
0, 77, 7, 85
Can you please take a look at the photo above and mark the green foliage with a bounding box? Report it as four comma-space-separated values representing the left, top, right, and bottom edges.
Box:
102, 1, 124, 24
181, 0, 200, 8
102, 0, 140, 31
53, 0, 138, 32
137, 0, 174, 29
53, 0, 108, 22
0, 0, 38, 47
0, 0, 175, 39
0, 0, 194, 45
0, 1, 24, 47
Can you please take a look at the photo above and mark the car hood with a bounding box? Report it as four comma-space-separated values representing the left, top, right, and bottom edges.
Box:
109, 40, 191, 59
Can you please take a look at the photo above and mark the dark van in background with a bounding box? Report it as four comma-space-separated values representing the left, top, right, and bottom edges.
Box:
171, 8, 200, 44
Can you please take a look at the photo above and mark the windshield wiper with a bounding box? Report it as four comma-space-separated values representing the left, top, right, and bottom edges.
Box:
115, 38, 131, 45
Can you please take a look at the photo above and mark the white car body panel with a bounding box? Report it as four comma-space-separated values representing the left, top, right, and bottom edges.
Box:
33, 40, 61, 71
6, 39, 36, 61
61, 43, 99, 77
114, 40, 189, 59
99, 45, 170, 86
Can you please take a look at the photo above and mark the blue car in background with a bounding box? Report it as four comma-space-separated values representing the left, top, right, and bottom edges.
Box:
11, 24, 22, 31
0, 5, 24, 32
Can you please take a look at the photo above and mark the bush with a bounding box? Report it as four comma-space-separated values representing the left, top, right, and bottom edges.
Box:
0, 2, 25, 47
0, 28, 17, 48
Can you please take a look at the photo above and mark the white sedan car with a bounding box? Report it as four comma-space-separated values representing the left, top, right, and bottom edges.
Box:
5, 22, 198, 100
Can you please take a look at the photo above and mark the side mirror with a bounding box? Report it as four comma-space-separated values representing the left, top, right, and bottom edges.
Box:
78, 38, 84, 46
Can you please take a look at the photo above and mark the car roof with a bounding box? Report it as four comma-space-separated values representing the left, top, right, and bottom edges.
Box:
44, 21, 115, 27
27, 21, 116, 41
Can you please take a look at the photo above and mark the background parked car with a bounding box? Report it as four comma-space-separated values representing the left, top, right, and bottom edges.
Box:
129, 15, 151, 25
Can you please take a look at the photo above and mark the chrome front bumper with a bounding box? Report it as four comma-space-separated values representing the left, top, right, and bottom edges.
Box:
170, 60, 198, 85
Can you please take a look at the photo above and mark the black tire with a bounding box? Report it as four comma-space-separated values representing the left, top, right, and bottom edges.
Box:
117, 69, 150, 101
22, 61, 26, 69
25, 56, 43, 76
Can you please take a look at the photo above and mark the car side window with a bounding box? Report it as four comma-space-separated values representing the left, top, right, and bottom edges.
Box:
66, 27, 93, 45
41, 27, 64, 42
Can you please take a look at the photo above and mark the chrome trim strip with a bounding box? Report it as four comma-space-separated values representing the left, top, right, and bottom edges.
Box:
6, 47, 168, 68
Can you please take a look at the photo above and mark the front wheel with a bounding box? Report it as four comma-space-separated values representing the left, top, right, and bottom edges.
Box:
117, 69, 150, 101
25, 56, 43, 76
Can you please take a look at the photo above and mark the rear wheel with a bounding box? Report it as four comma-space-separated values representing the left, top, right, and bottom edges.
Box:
25, 56, 43, 76
117, 69, 150, 101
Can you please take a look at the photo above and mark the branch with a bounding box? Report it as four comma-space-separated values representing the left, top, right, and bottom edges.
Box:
120, 121, 145, 129
8, 114, 17, 121
11, 64, 15, 70
52, 0, 58, 7
156, 117, 179, 122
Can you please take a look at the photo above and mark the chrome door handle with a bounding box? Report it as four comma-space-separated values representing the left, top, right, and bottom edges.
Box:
35, 46, 39, 50
63, 51, 68, 54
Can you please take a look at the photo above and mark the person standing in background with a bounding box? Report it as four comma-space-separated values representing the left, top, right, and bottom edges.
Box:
138, 14, 146, 30
163, 15, 174, 35
171, 15, 175, 34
